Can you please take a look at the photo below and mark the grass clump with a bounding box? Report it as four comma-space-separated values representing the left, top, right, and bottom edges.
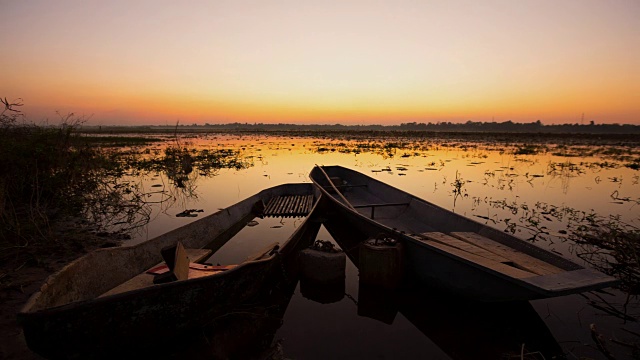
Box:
0, 99, 147, 278
514, 144, 543, 155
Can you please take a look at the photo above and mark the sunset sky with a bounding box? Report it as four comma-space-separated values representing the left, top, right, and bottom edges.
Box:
1, 0, 639, 125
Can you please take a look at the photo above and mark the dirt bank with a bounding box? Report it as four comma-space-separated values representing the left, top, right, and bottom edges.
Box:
0, 236, 121, 359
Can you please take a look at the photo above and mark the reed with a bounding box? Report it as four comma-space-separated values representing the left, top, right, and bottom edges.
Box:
0, 100, 151, 278
0, 98, 254, 281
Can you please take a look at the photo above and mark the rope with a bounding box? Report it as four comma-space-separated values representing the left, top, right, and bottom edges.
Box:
314, 165, 355, 210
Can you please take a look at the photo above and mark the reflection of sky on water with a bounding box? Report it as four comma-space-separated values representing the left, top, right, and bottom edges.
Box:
120, 134, 639, 359
205, 216, 305, 265
130, 135, 639, 262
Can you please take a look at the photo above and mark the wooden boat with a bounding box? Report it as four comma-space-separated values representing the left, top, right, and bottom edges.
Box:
124, 241, 304, 359
19, 183, 322, 358
310, 165, 618, 301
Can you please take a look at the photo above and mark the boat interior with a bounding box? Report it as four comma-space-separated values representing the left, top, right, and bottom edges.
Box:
100, 241, 280, 298
100, 193, 315, 298
315, 168, 577, 281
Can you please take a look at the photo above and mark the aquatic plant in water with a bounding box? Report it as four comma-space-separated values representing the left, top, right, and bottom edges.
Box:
0, 101, 255, 281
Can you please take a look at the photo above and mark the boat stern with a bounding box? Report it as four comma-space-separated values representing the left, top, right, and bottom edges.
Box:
521, 268, 619, 297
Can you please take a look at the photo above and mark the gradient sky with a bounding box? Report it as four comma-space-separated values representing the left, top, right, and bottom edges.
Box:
2, 0, 639, 125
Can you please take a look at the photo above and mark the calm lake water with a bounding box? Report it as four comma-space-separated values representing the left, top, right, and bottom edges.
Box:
118, 133, 639, 359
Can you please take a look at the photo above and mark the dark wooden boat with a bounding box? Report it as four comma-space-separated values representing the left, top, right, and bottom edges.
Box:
129, 239, 305, 360
310, 165, 618, 301
19, 183, 322, 358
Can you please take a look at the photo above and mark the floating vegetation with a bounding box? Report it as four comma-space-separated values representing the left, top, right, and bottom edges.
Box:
610, 190, 640, 205
547, 161, 585, 177
176, 209, 204, 217
300, 133, 640, 173
451, 171, 469, 206
124, 145, 252, 189
514, 144, 544, 155
75, 135, 163, 147
626, 158, 640, 170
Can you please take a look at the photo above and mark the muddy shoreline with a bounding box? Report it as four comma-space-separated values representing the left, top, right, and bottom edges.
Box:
1, 264, 50, 359
0, 236, 121, 359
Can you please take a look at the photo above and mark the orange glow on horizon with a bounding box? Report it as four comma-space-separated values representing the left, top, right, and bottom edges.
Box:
1, 1, 638, 125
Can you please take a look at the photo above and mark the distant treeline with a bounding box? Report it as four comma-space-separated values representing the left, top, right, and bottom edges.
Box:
86, 120, 640, 135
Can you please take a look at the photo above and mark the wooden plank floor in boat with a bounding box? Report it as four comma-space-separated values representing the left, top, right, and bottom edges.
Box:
417, 232, 563, 279
450, 232, 564, 276
100, 248, 213, 298
419, 232, 509, 263
263, 195, 314, 217
417, 232, 536, 279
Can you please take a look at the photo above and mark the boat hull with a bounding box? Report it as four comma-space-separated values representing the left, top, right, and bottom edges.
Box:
19, 183, 322, 358
311, 166, 618, 302
325, 202, 539, 301
22, 258, 279, 357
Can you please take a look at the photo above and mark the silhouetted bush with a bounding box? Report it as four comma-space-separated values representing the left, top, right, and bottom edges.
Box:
0, 99, 141, 259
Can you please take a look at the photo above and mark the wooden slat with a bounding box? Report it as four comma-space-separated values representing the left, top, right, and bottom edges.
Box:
286, 195, 296, 214
274, 197, 282, 214
287, 196, 295, 214
273, 197, 284, 215
418, 238, 537, 279
266, 197, 276, 214
264, 197, 273, 213
419, 232, 509, 263
298, 195, 306, 215
524, 268, 618, 292
264, 195, 314, 217
273, 196, 282, 214
264, 197, 278, 214
283, 196, 293, 215
297, 195, 304, 215
450, 232, 564, 276
280, 196, 289, 215
296, 195, 304, 214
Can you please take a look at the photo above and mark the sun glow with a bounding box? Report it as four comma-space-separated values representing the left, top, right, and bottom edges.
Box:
1, 1, 639, 125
